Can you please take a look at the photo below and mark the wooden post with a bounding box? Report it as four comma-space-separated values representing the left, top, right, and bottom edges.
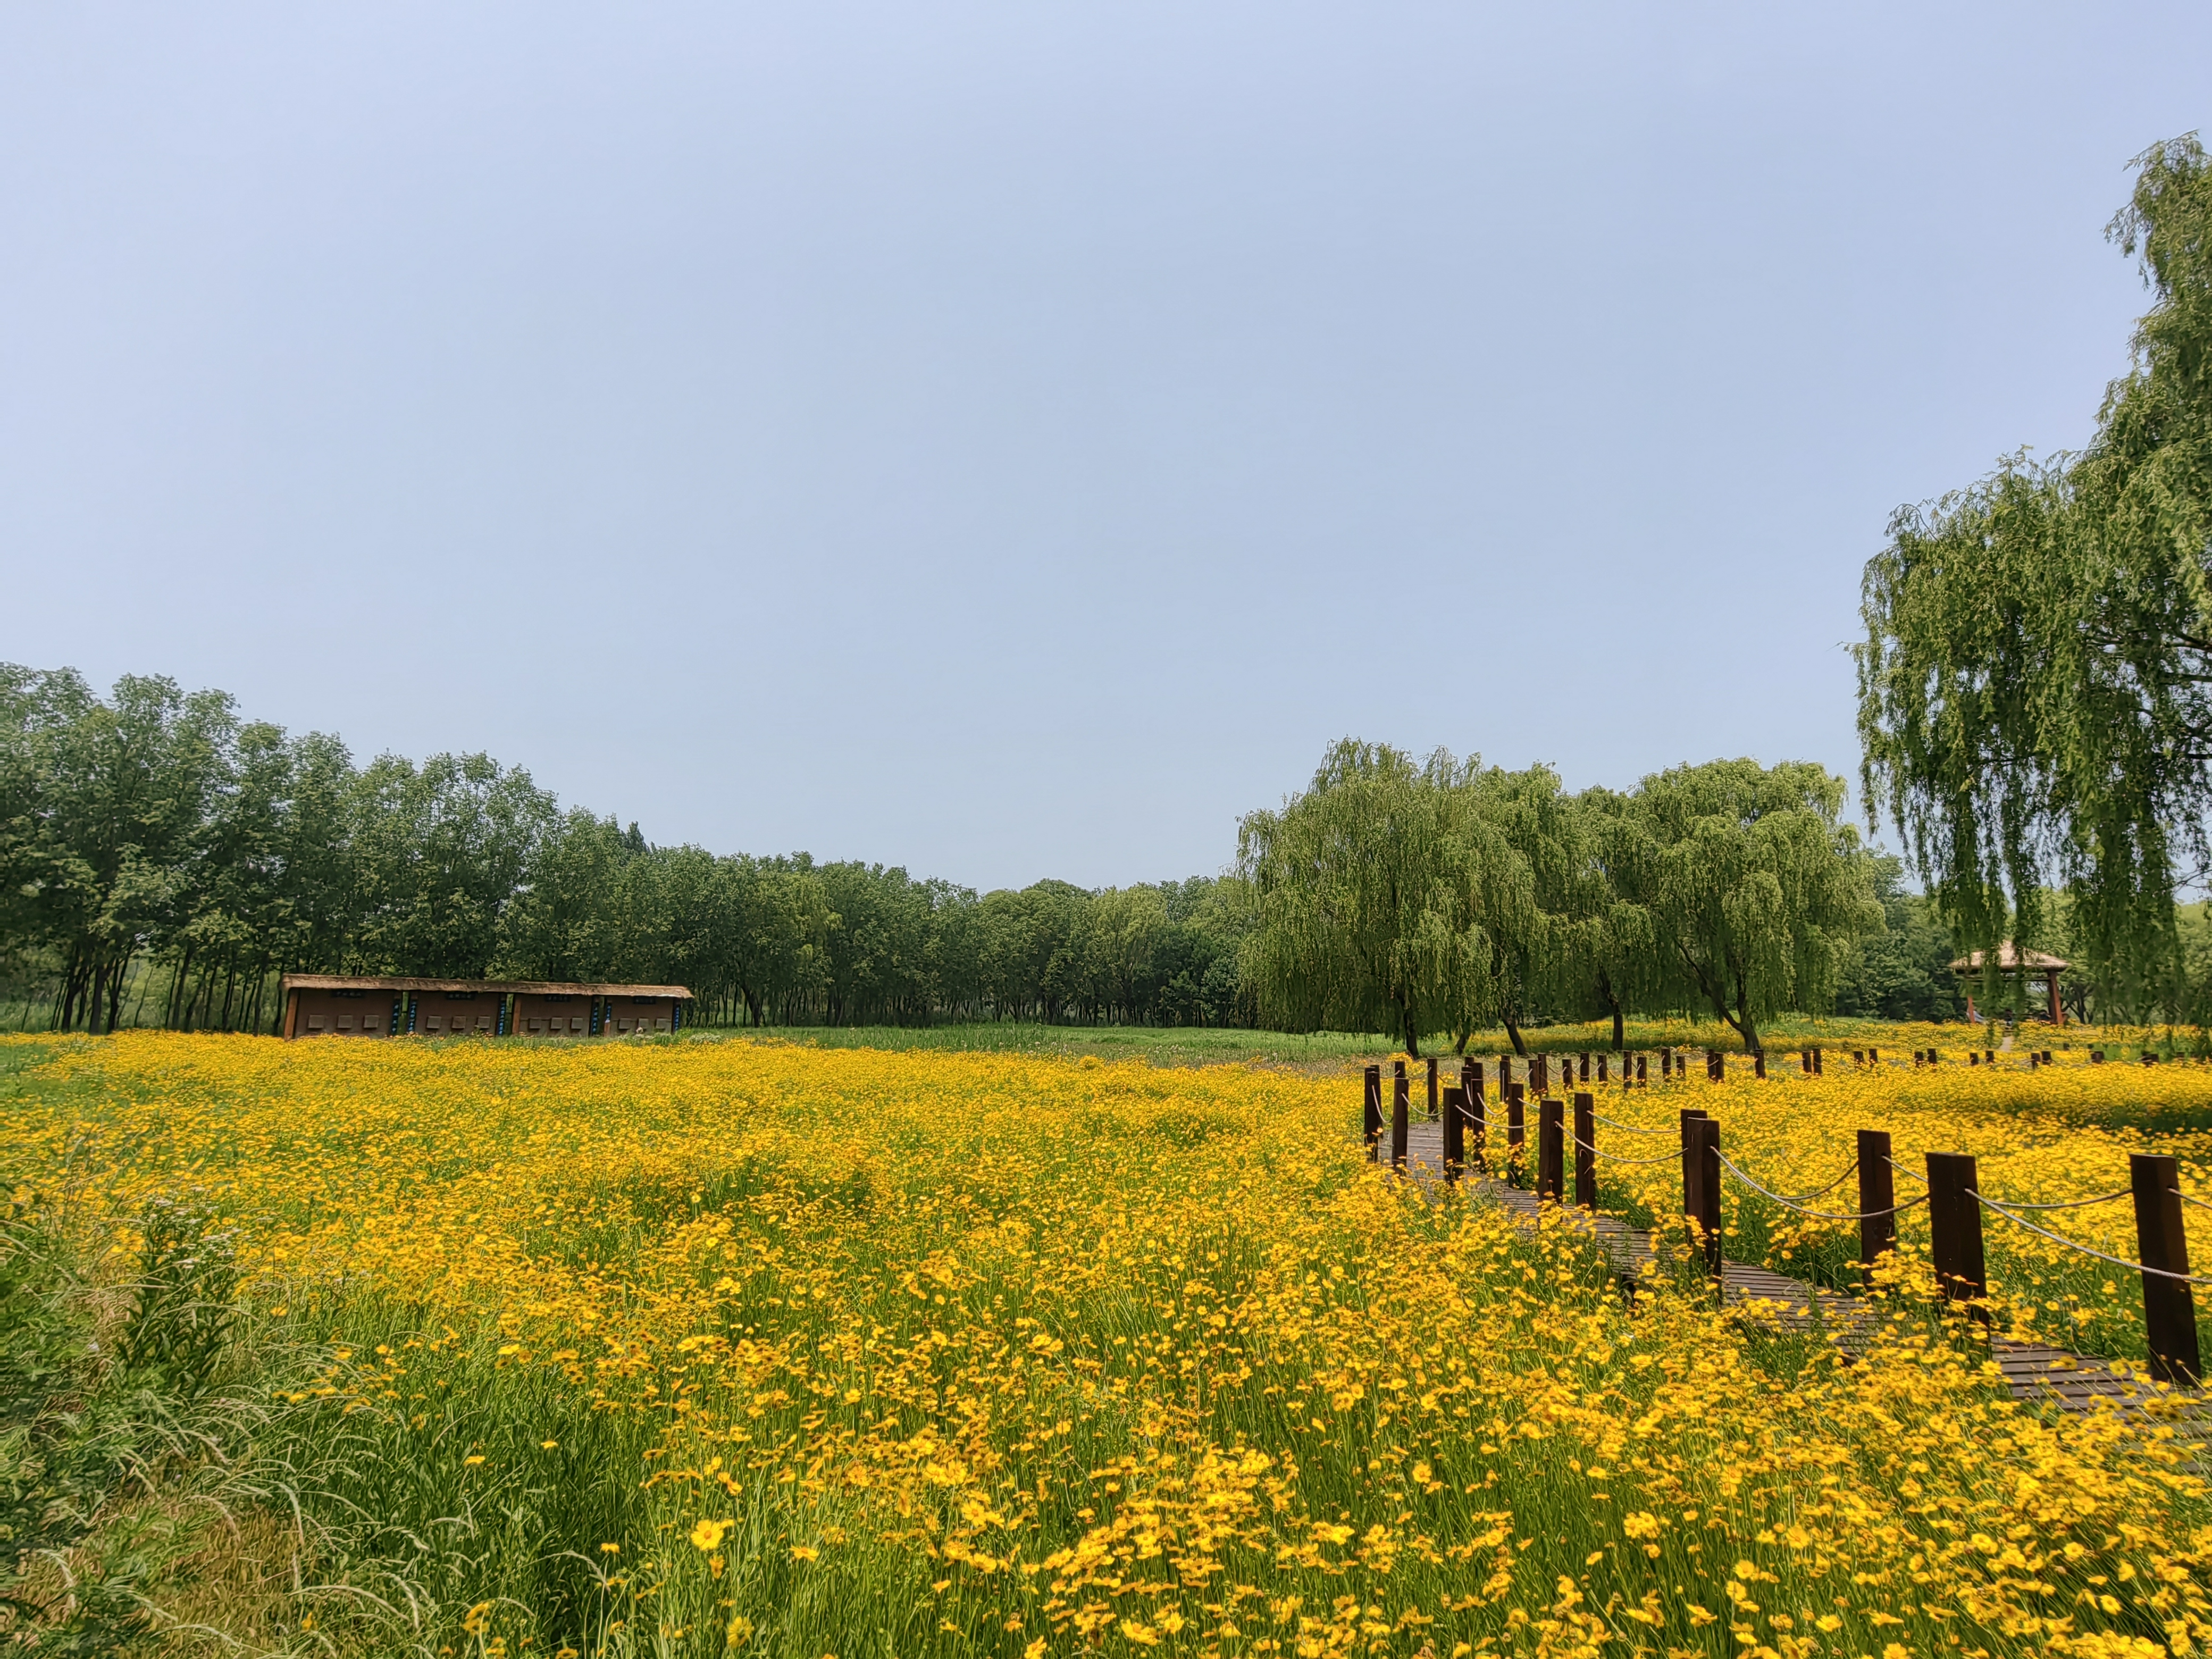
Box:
1533, 1054, 1549, 1096
282, 988, 301, 1040
1636, 1052, 1647, 1086
1442, 1085, 1465, 1180
1596, 1053, 1608, 1083
1391, 1063, 1410, 1171
1538, 1097, 1564, 1202
1661, 1048, 1672, 1079
1753, 1051, 1766, 1080
1925, 1152, 1989, 1321
1467, 1060, 1486, 1169
1856, 1129, 1896, 1275
1813, 1046, 1823, 1075
1680, 1108, 1708, 1224
1507, 1082, 1525, 1149
1573, 1092, 1596, 1210
2131, 1152, 2201, 1385
1363, 1065, 1381, 1157
1427, 1055, 1439, 1121
1578, 1051, 1590, 1083
1696, 1118, 1723, 1288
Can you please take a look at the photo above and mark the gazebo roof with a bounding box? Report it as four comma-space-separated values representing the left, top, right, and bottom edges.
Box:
1948, 942, 2068, 974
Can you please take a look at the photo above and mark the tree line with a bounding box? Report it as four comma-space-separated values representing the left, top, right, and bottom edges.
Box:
3, 665, 1977, 1041
0, 665, 1254, 1033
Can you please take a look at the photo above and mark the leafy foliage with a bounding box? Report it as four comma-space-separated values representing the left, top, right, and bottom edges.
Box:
1858, 135, 2212, 1017
1242, 743, 1878, 1054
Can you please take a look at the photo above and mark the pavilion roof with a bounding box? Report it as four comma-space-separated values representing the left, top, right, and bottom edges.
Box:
1948, 942, 2068, 974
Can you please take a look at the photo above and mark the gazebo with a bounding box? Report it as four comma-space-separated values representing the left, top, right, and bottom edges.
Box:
1948, 942, 2068, 1025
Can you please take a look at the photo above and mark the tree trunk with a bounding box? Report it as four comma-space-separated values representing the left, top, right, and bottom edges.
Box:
1501, 1015, 1528, 1057
1732, 962, 1758, 1055
1397, 1001, 1420, 1059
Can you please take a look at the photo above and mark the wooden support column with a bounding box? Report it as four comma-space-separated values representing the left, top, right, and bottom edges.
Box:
1362, 1065, 1381, 1158
1695, 1118, 1723, 1289
1390, 1062, 1409, 1171
1427, 1055, 1439, 1121
1442, 1085, 1465, 1180
1537, 1097, 1564, 1203
1507, 1082, 1525, 1150
1926, 1152, 1989, 1323
1856, 1129, 1896, 1277
1466, 1060, 1486, 1169
1573, 1092, 1596, 1210
1680, 1108, 1708, 1225
2132, 1152, 2201, 1385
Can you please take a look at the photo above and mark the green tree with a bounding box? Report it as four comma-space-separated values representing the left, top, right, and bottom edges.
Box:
1632, 759, 1881, 1054
1238, 741, 1526, 1057
1830, 853, 1967, 1023
348, 752, 556, 978
1858, 136, 2212, 1015
0, 667, 234, 1031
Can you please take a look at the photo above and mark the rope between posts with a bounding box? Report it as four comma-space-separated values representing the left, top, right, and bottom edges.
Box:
2176, 1188, 2212, 1214
1717, 1152, 1928, 1221
1589, 1111, 1667, 1136
1970, 1187, 2132, 1211
1593, 1147, 1686, 1167
1772, 1159, 1859, 1204
1968, 1191, 2212, 1286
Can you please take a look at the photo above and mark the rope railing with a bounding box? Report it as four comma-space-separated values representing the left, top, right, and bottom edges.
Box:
1591, 1146, 1686, 1168
1364, 1072, 2207, 1384
1968, 1189, 2212, 1287
1716, 1151, 1926, 1222
1969, 1187, 2132, 1211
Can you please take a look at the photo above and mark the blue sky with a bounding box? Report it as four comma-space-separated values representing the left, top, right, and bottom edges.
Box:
2, 3, 2206, 889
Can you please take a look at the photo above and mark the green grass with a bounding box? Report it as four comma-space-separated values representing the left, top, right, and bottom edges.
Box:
691, 1013, 2081, 1070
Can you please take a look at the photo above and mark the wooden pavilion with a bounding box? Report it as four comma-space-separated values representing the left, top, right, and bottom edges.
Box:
1948, 943, 2068, 1025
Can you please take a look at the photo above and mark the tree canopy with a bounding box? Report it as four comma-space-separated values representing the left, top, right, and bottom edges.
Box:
1238, 742, 1874, 1054
1857, 135, 2212, 1016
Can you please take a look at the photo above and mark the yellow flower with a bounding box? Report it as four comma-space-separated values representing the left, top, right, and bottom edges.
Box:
791, 1544, 820, 1562
690, 1519, 731, 1552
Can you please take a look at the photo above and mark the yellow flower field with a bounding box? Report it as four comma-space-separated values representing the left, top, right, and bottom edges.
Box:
1, 1031, 2207, 1659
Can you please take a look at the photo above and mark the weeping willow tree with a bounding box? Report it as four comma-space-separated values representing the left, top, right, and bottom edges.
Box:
1629, 760, 1880, 1055
1858, 136, 2212, 1017
1236, 740, 1540, 1056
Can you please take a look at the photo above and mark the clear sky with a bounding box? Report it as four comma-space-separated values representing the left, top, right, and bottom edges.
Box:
2, 4, 2206, 891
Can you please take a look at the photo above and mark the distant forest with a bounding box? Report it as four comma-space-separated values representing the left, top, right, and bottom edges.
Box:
1, 665, 1968, 1034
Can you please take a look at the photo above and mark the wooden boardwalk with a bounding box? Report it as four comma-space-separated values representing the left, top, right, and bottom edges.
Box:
1380, 1118, 2208, 1452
